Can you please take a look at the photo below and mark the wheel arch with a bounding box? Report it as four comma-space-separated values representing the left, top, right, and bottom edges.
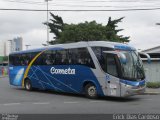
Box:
82, 79, 104, 96
82, 80, 97, 92
24, 77, 30, 83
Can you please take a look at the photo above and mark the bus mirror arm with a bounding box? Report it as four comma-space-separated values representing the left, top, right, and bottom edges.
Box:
139, 52, 151, 63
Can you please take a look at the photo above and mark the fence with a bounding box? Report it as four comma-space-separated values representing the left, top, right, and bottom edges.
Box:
143, 59, 160, 82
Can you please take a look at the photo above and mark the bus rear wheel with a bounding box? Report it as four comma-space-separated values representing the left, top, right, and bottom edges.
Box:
24, 79, 32, 91
85, 83, 97, 99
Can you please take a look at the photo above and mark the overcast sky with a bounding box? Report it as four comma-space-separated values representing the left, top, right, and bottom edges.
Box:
0, 0, 160, 50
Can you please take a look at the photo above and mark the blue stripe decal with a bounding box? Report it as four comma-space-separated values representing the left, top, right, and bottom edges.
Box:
13, 65, 104, 96
120, 79, 145, 86
114, 45, 136, 51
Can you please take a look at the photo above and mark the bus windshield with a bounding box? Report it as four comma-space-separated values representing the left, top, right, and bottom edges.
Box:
92, 47, 145, 81
120, 51, 145, 80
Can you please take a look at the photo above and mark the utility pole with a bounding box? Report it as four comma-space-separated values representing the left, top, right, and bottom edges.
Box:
45, 0, 52, 45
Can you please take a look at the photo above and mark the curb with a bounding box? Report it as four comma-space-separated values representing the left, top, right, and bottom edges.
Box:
0, 76, 8, 78
143, 92, 160, 95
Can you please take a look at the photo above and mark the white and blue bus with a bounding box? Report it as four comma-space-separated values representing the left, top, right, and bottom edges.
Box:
9, 41, 149, 98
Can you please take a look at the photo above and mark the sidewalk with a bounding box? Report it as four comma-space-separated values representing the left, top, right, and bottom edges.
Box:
0, 75, 8, 78
144, 88, 160, 95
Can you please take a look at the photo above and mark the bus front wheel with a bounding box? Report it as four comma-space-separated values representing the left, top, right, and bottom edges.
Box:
85, 83, 97, 99
24, 79, 32, 91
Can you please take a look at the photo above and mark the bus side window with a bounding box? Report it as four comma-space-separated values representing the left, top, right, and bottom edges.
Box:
13, 55, 17, 66
28, 53, 32, 64
61, 50, 69, 65
51, 51, 56, 65
55, 51, 60, 65
15, 55, 21, 65
20, 54, 27, 66
77, 48, 95, 68
44, 51, 54, 65
9, 55, 15, 66
92, 47, 113, 70
68, 48, 78, 65
31, 52, 39, 65
68, 48, 95, 68
25, 53, 30, 65
105, 54, 118, 77
68, 51, 72, 64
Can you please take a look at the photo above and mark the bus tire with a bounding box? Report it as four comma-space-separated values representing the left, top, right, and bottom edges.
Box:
24, 79, 32, 91
85, 83, 97, 99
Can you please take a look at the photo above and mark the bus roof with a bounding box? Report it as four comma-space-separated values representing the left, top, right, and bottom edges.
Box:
9, 41, 136, 55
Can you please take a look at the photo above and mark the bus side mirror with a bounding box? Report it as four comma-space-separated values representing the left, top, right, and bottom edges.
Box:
118, 53, 127, 64
139, 52, 151, 63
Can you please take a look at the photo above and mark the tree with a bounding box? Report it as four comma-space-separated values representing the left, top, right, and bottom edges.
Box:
45, 13, 130, 44
105, 17, 129, 42
3, 56, 8, 62
44, 13, 64, 44
59, 21, 106, 43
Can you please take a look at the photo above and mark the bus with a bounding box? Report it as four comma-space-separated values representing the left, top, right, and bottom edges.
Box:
9, 41, 150, 98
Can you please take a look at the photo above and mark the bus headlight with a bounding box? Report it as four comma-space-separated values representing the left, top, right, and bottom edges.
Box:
125, 84, 132, 88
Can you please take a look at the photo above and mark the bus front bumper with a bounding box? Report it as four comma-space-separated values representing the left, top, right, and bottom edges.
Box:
124, 87, 145, 96
121, 83, 146, 97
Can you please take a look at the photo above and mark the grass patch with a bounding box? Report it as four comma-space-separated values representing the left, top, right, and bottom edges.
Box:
147, 82, 160, 88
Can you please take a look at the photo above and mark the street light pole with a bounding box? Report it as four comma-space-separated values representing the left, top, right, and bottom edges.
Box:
25, 45, 31, 50
156, 23, 160, 25
45, 0, 52, 45
42, 43, 48, 46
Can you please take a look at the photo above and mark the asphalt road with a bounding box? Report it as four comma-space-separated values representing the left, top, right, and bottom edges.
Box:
0, 77, 160, 114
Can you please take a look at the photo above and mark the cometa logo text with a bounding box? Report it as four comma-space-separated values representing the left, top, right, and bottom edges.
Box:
50, 67, 76, 75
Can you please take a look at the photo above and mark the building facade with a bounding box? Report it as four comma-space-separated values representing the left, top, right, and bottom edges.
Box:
142, 46, 160, 53
13, 37, 23, 51
0, 40, 5, 56
0, 37, 23, 57
142, 46, 160, 82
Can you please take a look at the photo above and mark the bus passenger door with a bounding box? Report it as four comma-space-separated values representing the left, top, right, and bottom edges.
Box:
104, 53, 121, 97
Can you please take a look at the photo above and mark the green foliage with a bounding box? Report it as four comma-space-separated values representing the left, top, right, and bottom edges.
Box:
0, 56, 3, 63
105, 17, 129, 42
147, 82, 160, 88
3, 56, 8, 62
0, 56, 8, 63
45, 13, 130, 44
44, 13, 64, 41
59, 21, 107, 43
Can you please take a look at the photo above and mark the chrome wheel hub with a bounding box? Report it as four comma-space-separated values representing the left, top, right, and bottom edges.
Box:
88, 86, 96, 96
